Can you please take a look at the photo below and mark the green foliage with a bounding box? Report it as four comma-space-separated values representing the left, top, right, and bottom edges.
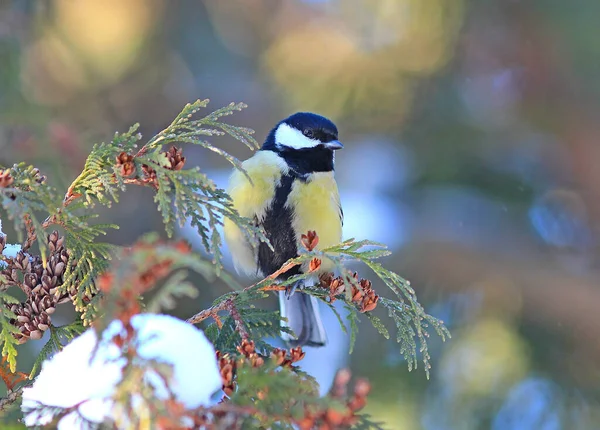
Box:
205, 315, 238, 353
205, 238, 449, 378
241, 307, 294, 352
139, 100, 266, 269
232, 363, 385, 429
145, 100, 259, 161
67, 124, 142, 208
146, 270, 196, 313
66, 99, 267, 273
204, 306, 294, 355
0, 292, 20, 372
60, 216, 119, 314
0, 99, 261, 386
95, 233, 219, 334
324, 239, 450, 377
0, 163, 60, 265
1, 99, 450, 428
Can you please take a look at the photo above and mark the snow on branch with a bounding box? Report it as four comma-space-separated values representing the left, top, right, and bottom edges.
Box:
22, 314, 220, 429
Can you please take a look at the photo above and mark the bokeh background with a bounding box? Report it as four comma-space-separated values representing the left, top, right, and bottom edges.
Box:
2, 0, 600, 428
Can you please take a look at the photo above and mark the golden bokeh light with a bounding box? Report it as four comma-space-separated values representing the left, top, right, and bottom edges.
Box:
261, 0, 464, 126
52, 0, 162, 81
263, 24, 414, 127
21, 33, 88, 105
440, 318, 530, 398
20, 0, 163, 106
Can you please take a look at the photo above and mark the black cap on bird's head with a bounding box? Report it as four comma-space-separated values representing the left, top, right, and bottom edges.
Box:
263, 112, 343, 152
262, 112, 343, 174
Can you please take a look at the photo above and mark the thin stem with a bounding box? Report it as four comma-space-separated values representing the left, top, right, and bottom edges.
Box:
0, 383, 30, 413
186, 262, 295, 326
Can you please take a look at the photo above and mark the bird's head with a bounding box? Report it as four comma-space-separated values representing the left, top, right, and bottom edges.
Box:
263, 112, 343, 174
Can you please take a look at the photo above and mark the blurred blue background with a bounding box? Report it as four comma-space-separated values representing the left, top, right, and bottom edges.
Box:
2, 0, 600, 428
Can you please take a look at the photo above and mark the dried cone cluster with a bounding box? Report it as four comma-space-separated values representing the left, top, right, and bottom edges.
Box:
164, 146, 186, 171
237, 338, 265, 368
300, 230, 319, 251
270, 346, 305, 367
320, 272, 379, 313
217, 352, 236, 397
297, 369, 371, 430
1, 231, 80, 342
116, 152, 136, 177
217, 340, 306, 397
299, 231, 379, 312
116, 146, 185, 189
141, 163, 157, 182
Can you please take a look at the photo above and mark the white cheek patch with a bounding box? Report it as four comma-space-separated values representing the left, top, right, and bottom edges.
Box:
274, 123, 320, 150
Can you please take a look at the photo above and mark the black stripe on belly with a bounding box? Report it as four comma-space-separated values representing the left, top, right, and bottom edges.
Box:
257, 174, 300, 279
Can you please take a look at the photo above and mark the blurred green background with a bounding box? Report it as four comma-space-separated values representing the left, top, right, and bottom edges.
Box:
2, 0, 600, 428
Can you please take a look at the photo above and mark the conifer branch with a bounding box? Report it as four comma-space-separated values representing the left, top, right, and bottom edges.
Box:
190, 232, 449, 377
1, 99, 449, 428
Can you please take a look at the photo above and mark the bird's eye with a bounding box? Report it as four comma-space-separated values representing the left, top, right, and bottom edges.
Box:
303, 129, 314, 138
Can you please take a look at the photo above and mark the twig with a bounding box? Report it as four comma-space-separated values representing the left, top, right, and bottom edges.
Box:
188, 402, 292, 427
21, 213, 35, 251
122, 177, 158, 190
266, 261, 297, 281
226, 300, 249, 339
186, 300, 229, 325
186, 261, 295, 326
0, 383, 31, 413
186, 297, 250, 341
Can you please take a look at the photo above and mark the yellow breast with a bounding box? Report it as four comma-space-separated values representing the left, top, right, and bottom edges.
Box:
287, 172, 343, 268
224, 151, 343, 277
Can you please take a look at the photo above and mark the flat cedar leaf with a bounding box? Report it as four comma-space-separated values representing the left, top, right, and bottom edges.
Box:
203, 323, 218, 344
0, 292, 20, 306
258, 232, 449, 376
210, 316, 240, 353
325, 300, 348, 336
0, 292, 21, 373
323, 238, 387, 253
352, 248, 392, 259
53, 321, 85, 342
0, 323, 19, 373
364, 312, 390, 340
354, 414, 388, 430
345, 304, 360, 354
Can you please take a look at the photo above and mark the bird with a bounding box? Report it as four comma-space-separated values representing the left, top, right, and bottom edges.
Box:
223, 112, 344, 347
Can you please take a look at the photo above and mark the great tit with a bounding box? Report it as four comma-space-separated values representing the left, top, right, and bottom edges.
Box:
224, 112, 344, 347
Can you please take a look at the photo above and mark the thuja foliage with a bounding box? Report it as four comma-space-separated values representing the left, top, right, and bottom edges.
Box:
0, 100, 449, 428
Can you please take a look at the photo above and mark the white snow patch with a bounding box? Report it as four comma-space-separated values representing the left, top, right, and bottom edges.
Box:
0, 218, 23, 268
22, 313, 221, 429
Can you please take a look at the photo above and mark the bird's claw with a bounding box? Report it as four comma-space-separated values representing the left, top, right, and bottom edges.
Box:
285, 282, 300, 299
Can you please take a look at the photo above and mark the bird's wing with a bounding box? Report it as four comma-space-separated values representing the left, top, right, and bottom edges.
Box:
223, 151, 288, 277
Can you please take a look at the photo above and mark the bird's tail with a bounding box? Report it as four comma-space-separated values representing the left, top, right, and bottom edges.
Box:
279, 285, 327, 347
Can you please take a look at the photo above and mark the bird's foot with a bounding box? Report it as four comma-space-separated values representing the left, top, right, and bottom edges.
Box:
285, 281, 302, 299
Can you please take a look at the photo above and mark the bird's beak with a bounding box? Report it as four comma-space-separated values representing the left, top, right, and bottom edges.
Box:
325, 140, 344, 150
